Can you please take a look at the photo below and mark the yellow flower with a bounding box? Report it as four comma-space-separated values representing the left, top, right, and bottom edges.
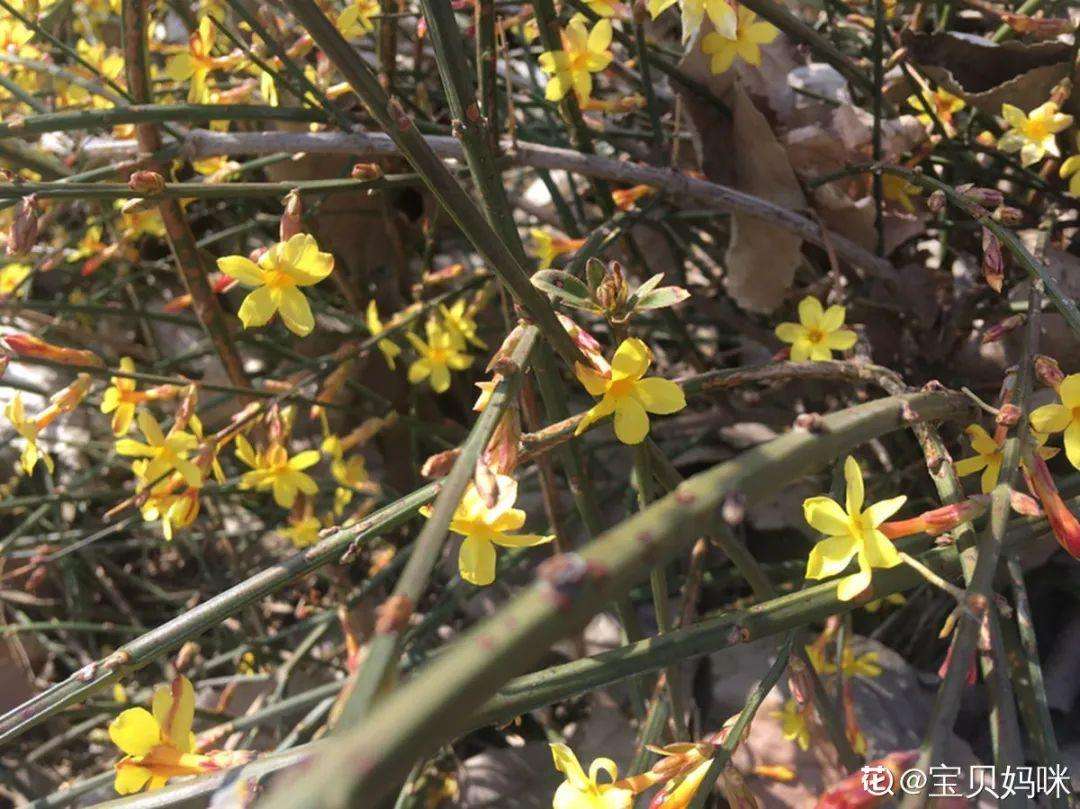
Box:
953, 424, 1002, 494
656, 0, 737, 41
366, 300, 402, 369
906, 86, 965, 133
549, 743, 633, 809
804, 456, 906, 601
574, 338, 686, 445
336, 0, 380, 36
1059, 134, 1080, 198
164, 18, 219, 103
5, 393, 53, 475
406, 318, 473, 394
116, 411, 202, 488
530, 228, 586, 267
538, 18, 613, 102
998, 101, 1073, 167
283, 515, 322, 548
809, 645, 882, 678
217, 233, 334, 337
137, 481, 200, 541
429, 475, 552, 586
109, 675, 203, 793
882, 174, 921, 212
772, 698, 811, 751
440, 298, 487, 349
1030, 373, 1080, 470
0, 262, 31, 297
774, 296, 857, 362
700, 6, 777, 75
235, 434, 320, 508
101, 357, 145, 436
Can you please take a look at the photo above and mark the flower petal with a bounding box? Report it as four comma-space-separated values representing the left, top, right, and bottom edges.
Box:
1065, 421, 1080, 472
865, 530, 902, 569
798, 296, 823, 329
806, 534, 859, 579
1058, 374, 1080, 409
613, 397, 650, 445
632, 377, 686, 415
824, 329, 857, 350
575, 363, 610, 397
152, 676, 195, 753
802, 496, 849, 536
611, 338, 651, 381
459, 536, 497, 585
775, 322, 804, 344
216, 256, 264, 287
237, 286, 277, 329
1030, 403, 1072, 434
276, 285, 315, 337
865, 494, 907, 527
109, 708, 160, 757
550, 743, 590, 790
114, 761, 154, 795
844, 456, 864, 515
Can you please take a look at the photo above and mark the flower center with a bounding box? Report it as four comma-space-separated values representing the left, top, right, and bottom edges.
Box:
607, 378, 635, 399
265, 269, 294, 290
807, 328, 826, 344
1023, 119, 1049, 141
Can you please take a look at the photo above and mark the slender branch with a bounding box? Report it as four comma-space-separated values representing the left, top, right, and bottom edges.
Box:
83, 129, 898, 280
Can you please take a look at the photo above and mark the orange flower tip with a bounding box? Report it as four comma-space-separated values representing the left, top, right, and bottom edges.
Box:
3, 334, 104, 367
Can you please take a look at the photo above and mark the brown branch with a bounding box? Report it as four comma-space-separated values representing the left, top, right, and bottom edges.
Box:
86, 129, 898, 281
121, 0, 250, 392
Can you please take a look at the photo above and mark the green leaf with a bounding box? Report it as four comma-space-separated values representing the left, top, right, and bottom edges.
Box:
531, 270, 598, 311
633, 286, 691, 311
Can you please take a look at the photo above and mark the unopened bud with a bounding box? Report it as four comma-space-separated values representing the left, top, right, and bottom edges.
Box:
927, 189, 947, 212
880, 495, 989, 539
121, 197, 156, 215
1024, 455, 1080, 559
421, 447, 460, 478
1034, 355, 1064, 390
7, 194, 39, 256
996, 403, 1020, 428
958, 184, 1003, 209
981, 227, 1005, 293
279, 189, 303, 241
128, 170, 166, 195
980, 313, 1025, 344
993, 205, 1023, 226
595, 261, 629, 313
4, 333, 103, 367
351, 162, 384, 181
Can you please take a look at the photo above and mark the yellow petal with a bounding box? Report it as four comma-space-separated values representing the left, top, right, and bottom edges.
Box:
1058, 374, 1080, 409
550, 743, 590, 791
459, 535, 497, 585
575, 363, 610, 397
109, 708, 161, 757
114, 760, 154, 795
797, 296, 823, 329
1065, 421, 1080, 471
844, 456, 864, 515
276, 285, 315, 337
632, 377, 686, 415
237, 286, 277, 329
803, 496, 849, 536
610, 338, 651, 381
1030, 403, 1072, 434
612, 397, 650, 445
151, 676, 195, 752
216, 255, 264, 286
774, 322, 805, 344
806, 534, 858, 579
865, 495, 907, 527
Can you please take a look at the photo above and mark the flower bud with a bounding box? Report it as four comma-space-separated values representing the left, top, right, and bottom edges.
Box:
128, 170, 166, 195
351, 162, 384, 181
880, 495, 989, 539
926, 189, 947, 212
815, 750, 919, 808
279, 189, 303, 241
486, 323, 527, 375
121, 197, 156, 215
958, 183, 1003, 209
996, 403, 1021, 428
993, 205, 1023, 226
7, 194, 39, 256
483, 409, 521, 474
980, 313, 1025, 344
1024, 454, 1080, 558
981, 227, 1004, 293
595, 261, 629, 313
4, 333, 103, 367
421, 447, 460, 478
1034, 355, 1064, 390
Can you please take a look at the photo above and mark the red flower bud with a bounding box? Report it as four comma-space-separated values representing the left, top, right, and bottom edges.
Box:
128, 170, 166, 195
4, 333, 104, 367
1025, 455, 1080, 558
279, 189, 303, 241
